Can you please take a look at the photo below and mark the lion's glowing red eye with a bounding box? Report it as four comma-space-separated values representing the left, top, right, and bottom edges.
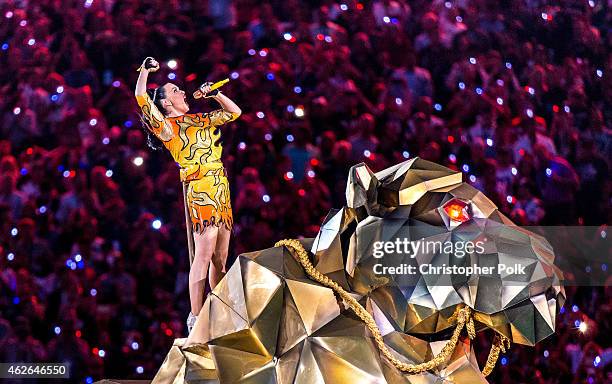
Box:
443, 199, 471, 222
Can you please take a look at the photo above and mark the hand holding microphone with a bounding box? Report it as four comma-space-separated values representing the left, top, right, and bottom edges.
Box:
193, 78, 230, 99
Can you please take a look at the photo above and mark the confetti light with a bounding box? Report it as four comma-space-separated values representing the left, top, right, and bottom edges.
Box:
594, 356, 601, 367
527, 87, 535, 95
7, 253, 15, 261
13, 107, 21, 115
564, 105, 570, 113
13, 297, 19, 304
54, 326, 61, 335
486, 138, 493, 147
500, 357, 508, 365
89, 118, 97, 126
383, 16, 390, 23
285, 172, 294, 180
256, 111, 265, 118
293, 86, 302, 94
19, 20, 27, 27
543, 350, 549, 357
98, 349, 106, 358
458, 82, 465, 90
505, 62, 512, 69
402, 151, 410, 159
266, 73, 275, 80
63, 170, 71, 178
259, 50, 267, 57
307, 170, 316, 178
286, 134, 294, 142
589, 0, 595, 6
56, 86, 64, 94
578, 321, 587, 333
51, 94, 59, 102
105, 169, 113, 177
496, 79, 504, 86
572, 305, 579, 313
5, 11, 14, 18
152, 219, 162, 230
448, 154, 457, 163
74, 254, 82, 262
112, 80, 121, 87
511, 167, 518, 176
469, 175, 477, 183
434, 103, 442, 111
27, 38, 35, 46
286, 105, 295, 113
131, 342, 139, 350
455, 16, 463, 22
262, 194, 270, 203
496, 97, 504, 105
124, 120, 133, 128
469, 57, 476, 65
444, 1, 452, 8
395, 98, 402, 105
136, 366, 144, 374
84, 0, 94, 7
133, 156, 144, 166
86, 377, 94, 384
90, 289, 97, 296
324, 36, 333, 43
248, 49, 256, 56
167, 59, 177, 69
230, 71, 239, 79
1, 43, 8, 50
475, 87, 483, 95
238, 142, 246, 150
340, 3, 348, 11
283, 33, 292, 41
20, 168, 27, 175
294, 106, 305, 117
264, 133, 272, 141
545, 168, 552, 177
102, 137, 110, 145
363, 149, 371, 157
506, 195, 514, 204
526, 108, 534, 118
596, 69, 603, 78
462, 164, 470, 172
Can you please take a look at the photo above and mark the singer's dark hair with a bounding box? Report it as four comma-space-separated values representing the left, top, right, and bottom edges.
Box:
139, 87, 168, 151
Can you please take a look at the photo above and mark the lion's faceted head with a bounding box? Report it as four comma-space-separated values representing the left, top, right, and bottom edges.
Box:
311, 158, 565, 346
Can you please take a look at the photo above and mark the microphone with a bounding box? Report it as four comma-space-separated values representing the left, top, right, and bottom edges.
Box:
193, 78, 230, 99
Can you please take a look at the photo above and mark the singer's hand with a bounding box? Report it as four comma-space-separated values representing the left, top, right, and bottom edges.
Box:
199, 82, 220, 98
141, 57, 160, 72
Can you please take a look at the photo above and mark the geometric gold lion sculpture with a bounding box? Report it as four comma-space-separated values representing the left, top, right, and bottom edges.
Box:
152, 158, 565, 384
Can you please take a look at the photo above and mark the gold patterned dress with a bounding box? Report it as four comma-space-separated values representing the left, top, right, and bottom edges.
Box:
136, 93, 239, 233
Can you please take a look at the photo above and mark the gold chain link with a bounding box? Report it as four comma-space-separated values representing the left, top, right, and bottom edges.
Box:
275, 238, 509, 376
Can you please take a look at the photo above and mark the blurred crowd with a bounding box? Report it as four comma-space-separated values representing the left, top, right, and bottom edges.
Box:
0, 0, 610, 383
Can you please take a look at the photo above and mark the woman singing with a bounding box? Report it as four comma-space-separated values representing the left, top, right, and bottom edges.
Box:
134, 57, 241, 333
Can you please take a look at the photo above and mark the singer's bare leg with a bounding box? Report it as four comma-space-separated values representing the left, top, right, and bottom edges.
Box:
209, 225, 230, 289
189, 225, 219, 316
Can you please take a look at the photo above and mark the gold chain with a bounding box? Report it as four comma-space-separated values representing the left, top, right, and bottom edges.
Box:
275, 238, 509, 376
